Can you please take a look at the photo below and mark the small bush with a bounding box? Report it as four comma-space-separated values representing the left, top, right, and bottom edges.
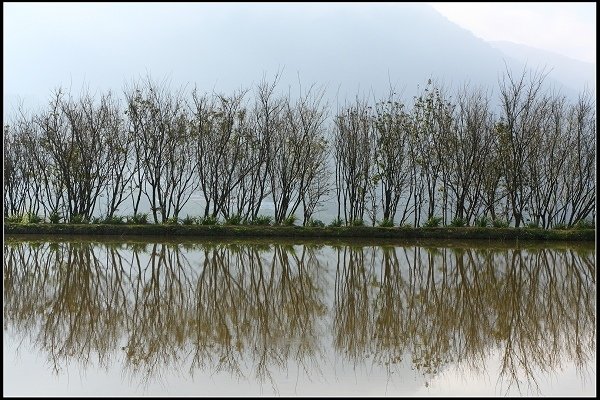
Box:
525, 221, 539, 229
308, 218, 325, 227
200, 215, 219, 225
552, 223, 568, 230
423, 216, 442, 228
250, 215, 272, 226
378, 218, 394, 227
283, 214, 298, 226
492, 219, 509, 228
574, 219, 595, 230
474, 216, 488, 227
49, 211, 61, 224
129, 213, 149, 225
450, 217, 467, 227
329, 217, 344, 227
182, 215, 197, 225
399, 222, 413, 229
225, 214, 243, 225
70, 214, 87, 224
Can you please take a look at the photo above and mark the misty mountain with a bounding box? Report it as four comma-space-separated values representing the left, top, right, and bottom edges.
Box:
489, 40, 595, 95
4, 3, 590, 117
162, 3, 586, 104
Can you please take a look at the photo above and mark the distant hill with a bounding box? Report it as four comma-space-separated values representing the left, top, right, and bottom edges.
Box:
489, 40, 595, 95
3, 3, 590, 117
173, 3, 586, 103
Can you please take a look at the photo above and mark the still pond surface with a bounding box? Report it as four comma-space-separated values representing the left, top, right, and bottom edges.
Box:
3, 236, 596, 396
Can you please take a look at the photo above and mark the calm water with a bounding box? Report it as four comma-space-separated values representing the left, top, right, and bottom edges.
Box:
3, 236, 596, 396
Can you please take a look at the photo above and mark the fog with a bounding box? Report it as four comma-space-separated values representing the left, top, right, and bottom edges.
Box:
4, 3, 593, 117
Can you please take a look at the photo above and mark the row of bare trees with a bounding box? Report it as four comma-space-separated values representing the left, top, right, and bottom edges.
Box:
334, 70, 595, 228
4, 69, 596, 227
4, 74, 330, 224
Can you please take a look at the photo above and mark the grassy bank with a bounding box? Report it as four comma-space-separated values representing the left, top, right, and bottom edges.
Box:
3, 223, 595, 241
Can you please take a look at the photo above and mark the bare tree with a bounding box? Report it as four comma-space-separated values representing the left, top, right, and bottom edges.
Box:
334, 97, 375, 224
373, 89, 411, 224
560, 90, 596, 226
269, 84, 330, 224
102, 92, 135, 218
411, 80, 454, 224
446, 85, 495, 223
497, 67, 549, 227
126, 77, 198, 223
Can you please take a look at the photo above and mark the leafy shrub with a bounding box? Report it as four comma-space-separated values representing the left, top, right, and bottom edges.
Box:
474, 216, 488, 227
49, 211, 61, 224
250, 215, 272, 226
308, 218, 325, 227
378, 218, 394, 227
552, 223, 568, 230
225, 214, 243, 225
329, 217, 343, 227
492, 219, 509, 228
399, 222, 413, 229
200, 215, 219, 225
129, 213, 149, 225
283, 214, 298, 226
525, 221, 539, 229
450, 217, 467, 227
423, 216, 442, 228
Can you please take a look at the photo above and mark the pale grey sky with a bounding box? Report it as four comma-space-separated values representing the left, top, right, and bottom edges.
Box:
3, 2, 596, 116
429, 2, 596, 63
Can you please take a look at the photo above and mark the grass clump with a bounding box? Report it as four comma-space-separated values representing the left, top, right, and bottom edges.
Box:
49, 211, 61, 224
574, 219, 595, 230
129, 213, 149, 225
378, 218, 394, 227
283, 214, 298, 226
165, 216, 179, 225
474, 216, 488, 227
225, 214, 243, 225
182, 215, 197, 225
250, 215, 272, 226
69, 214, 87, 224
329, 217, 344, 227
450, 217, 467, 227
492, 219, 509, 228
103, 215, 126, 225
423, 216, 442, 228
5, 214, 23, 223
351, 218, 365, 227
200, 215, 219, 225
308, 218, 325, 227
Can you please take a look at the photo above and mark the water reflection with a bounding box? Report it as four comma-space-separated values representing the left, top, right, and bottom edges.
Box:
3, 238, 596, 395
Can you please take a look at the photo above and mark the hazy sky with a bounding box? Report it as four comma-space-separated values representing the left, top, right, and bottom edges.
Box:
3, 2, 596, 115
429, 2, 596, 63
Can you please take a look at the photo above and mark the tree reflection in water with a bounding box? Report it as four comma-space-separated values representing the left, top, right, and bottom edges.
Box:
3, 239, 595, 394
